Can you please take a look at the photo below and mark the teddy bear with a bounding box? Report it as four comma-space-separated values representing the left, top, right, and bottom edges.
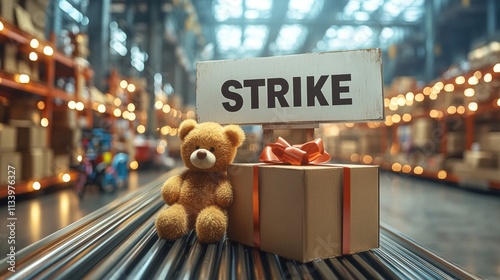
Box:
155, 119, 245, 243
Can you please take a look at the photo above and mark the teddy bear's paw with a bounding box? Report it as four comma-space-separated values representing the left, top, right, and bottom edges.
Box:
196, 206, 227, 243
155, 205, 189, 240
216, 192, 233, 208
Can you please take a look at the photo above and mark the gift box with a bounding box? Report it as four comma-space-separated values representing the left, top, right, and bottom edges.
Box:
226, 138, 379, 262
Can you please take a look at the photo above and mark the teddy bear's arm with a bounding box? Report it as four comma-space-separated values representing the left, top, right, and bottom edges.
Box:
215, 179, 233, 208
162, 175, 183, 205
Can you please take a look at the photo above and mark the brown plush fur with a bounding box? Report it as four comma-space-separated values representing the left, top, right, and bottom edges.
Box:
155, 120, 245, 243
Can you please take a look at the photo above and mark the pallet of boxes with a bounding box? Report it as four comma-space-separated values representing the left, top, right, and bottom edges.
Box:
0, 116, 22, 186
452, 132, 500, 189
3, 98, 49, 185
196, 49, 384, 262
1, 0, 48, 80
50, 106, 81, 178
1, 97, 81, 187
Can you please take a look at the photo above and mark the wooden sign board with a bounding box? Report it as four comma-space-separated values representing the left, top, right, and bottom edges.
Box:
196, 49, 384, 125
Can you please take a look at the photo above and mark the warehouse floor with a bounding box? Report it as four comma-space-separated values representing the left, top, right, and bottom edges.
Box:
1, 169, 499, 279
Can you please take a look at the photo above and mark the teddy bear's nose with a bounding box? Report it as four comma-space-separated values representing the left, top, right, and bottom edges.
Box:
197, 150, 207, 159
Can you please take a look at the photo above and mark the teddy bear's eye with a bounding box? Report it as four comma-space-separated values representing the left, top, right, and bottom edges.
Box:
195, 146, 200, 150
209, 147, 215, 152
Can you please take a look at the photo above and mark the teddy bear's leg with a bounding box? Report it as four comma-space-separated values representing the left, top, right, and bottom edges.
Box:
155, 204, 190, 240
195, 206, 227, 243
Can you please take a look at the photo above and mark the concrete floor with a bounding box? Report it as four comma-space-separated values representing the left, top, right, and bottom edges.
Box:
379, 172, 500, 279
0, 170, 499, 279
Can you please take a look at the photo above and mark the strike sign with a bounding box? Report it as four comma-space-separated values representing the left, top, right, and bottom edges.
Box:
196, 49, 384, 125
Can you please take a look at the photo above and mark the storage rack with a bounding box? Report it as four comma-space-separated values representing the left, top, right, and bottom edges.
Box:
0, 18, 106, 198
324, 61, 500, 191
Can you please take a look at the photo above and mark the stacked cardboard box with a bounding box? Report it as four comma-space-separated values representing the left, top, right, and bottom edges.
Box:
0, 0, 17, 23
50, 106, 81, 173
0, 124, 22, 185
468, 41, 500, 70
430, 91, 465, 111
464, 150, 496, 169
72, 33, 89, 58
14, 125, 48, 180
447, 132, 466, 156
8, 98, 41, 125
7, 0, 48, 40
411, 118, 439, 152
452, 131, 500, 186
7, 98, 55, 181
50, 127, 77, 174
50, 123, 81, 153
2, 43, 18, 74
0, 1, 44, 75
480, 132, 500, 154
391, 76, 416, 95
359, 130, 383, 155
19, 148, 44, 180
0, 98, 7, 123
23, 0, 48, 33
0, 41, 39, 78
52, 109, 78, 129
339, 140, 357, 158
452, 160, 500, 186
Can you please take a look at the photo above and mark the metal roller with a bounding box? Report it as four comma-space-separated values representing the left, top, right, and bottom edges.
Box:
0, 168, 481, 280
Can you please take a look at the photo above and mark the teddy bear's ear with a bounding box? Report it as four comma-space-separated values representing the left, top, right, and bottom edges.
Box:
178, 119, 197, 141
224, 125, 245, 147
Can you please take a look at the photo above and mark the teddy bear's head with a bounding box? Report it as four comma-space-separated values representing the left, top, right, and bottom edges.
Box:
178, 119, 245, 172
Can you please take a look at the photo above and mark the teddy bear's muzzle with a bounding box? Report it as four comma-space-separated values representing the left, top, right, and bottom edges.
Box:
190, 149, 216, 169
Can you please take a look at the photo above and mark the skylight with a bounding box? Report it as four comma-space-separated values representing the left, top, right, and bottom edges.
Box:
315, 25, 377, 52
216, 25, 242, 52
213, 0, 243, 21
243, 25, 268, 50
341, 0, 424, 22
271, 24, 308, 55
245, 0, 272, 19
287, 0, 323, 20
213, 0, 273, 21
215, 25, 268, 58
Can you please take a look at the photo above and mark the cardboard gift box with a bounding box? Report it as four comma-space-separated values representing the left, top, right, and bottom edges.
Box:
227, 163, 379, 262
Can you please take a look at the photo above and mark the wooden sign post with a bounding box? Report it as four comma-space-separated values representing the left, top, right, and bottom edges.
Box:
196, 49, 384, 145
262, 123, 318, 146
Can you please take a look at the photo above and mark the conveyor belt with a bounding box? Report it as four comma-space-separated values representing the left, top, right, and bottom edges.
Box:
0, 168, 480, 279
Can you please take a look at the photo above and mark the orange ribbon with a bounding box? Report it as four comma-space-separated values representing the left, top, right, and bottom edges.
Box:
252, 165, 261, 249
259, 137, 331, 166
342, 167, 351, 255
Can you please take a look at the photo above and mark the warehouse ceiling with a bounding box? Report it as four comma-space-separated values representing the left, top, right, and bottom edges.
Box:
193, 0, 424, 59
110, 0, 427, 57
105, 0, 494, 83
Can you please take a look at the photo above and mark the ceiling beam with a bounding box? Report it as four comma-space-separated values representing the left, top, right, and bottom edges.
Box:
261, 0, 290, 57
200, 17, 421, 28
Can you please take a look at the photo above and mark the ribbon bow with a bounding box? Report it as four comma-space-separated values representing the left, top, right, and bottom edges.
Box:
259, 137, 331, 165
